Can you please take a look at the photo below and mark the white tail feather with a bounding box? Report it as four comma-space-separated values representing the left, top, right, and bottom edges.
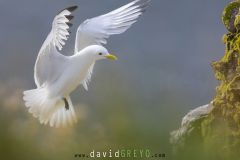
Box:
23, 88, 49, 118
23, 89, 77, 127
49, 96, 77, 127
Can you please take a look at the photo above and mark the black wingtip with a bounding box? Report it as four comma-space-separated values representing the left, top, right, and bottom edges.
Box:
66, 5, 78, 12
66, 22, 73, 27
58, 5, 78, 14
66, 15, 74, 21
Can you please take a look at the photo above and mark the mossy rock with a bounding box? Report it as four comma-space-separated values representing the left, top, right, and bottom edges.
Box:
222, 1, 240, 33
171, 1, 240, 159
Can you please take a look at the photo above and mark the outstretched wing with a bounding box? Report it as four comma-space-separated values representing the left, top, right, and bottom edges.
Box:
34, 6, 78, 87
74, 0, 150, 53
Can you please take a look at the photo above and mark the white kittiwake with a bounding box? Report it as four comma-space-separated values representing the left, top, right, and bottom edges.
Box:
23, 0, 150, 127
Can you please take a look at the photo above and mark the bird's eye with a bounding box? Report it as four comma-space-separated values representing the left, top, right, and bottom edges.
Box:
98, 53, 103, 55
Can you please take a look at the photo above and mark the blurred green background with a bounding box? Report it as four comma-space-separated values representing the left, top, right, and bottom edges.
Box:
0, 0, 233, 159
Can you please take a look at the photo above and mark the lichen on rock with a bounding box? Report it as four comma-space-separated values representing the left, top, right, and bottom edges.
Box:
222, 1, 240, 33
170, 103, 213, 152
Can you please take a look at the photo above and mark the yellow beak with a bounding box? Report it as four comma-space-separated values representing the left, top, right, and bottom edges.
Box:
105, 54, 118, 60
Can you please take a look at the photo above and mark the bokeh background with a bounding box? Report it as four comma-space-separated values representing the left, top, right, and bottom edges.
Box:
0, 0, 233, 159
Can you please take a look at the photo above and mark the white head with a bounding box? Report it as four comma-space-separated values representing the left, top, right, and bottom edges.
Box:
83, 45, 117, 61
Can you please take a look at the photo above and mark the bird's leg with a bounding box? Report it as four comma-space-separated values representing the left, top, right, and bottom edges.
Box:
62, 98, 69, 110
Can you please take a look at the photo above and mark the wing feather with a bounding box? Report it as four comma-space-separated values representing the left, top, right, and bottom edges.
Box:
34, 6, 77, 87
82, 63, 95, 91
74, 0, 150, 53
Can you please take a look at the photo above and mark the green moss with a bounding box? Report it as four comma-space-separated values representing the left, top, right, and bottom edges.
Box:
171, 1, 240, 158
222, 1, 240, 33
202, 1, 240, 155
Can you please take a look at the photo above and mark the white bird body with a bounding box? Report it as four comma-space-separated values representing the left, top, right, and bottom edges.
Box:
48, 49, 95, 98
23, 0, 150, 127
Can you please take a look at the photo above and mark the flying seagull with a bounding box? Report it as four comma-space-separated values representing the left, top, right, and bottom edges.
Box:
23, 0, 150, 127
